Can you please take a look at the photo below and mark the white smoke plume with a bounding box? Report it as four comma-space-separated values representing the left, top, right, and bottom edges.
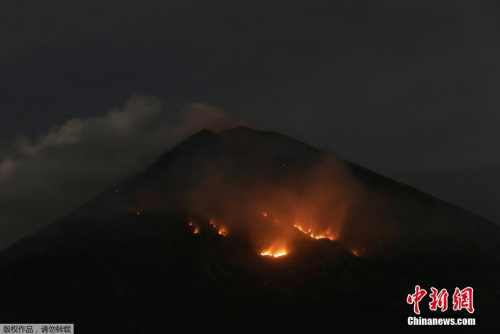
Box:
0, 95, 239, 249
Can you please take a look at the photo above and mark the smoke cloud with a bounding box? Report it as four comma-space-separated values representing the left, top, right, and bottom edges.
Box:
187, 153, 366, 256
0, 95, 238, 250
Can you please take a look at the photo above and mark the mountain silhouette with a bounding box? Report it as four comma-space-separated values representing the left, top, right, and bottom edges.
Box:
0, 127, 499, 333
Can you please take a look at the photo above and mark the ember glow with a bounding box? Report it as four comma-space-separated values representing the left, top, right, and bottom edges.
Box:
350, 249, 365, 257
260, 240, 288, 258
293, 224, 336, 241
260, 251, 287, 258
351, 249, 359, 257
209, 219, 228, 236
187, 155, 366, 259
188, 221, 200, 234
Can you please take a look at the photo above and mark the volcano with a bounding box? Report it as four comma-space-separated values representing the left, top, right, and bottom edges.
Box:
0, 127, 499, 332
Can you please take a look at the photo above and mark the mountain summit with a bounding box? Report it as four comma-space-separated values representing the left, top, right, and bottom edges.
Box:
1, 127, 499, 332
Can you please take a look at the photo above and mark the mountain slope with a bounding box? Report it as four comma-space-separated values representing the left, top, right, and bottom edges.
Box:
0, 127, 499, 333
391, 167, 500, 224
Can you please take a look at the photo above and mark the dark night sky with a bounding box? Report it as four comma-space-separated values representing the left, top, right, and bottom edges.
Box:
1, 0, 499, 248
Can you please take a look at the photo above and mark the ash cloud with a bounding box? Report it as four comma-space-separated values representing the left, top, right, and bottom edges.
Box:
0, 95, 238, 250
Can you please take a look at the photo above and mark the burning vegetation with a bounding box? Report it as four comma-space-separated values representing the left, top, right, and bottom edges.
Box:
293, 224, 337, 241
183, 154, 366, 259
260, 250, 287, 258
188, 221, 200, 234
209, 219, 228, 236
122, 129, 368, 259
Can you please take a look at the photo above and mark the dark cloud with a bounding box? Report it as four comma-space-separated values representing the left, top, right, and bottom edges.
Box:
1, 0, 499, 172
1, 1, 499, 245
